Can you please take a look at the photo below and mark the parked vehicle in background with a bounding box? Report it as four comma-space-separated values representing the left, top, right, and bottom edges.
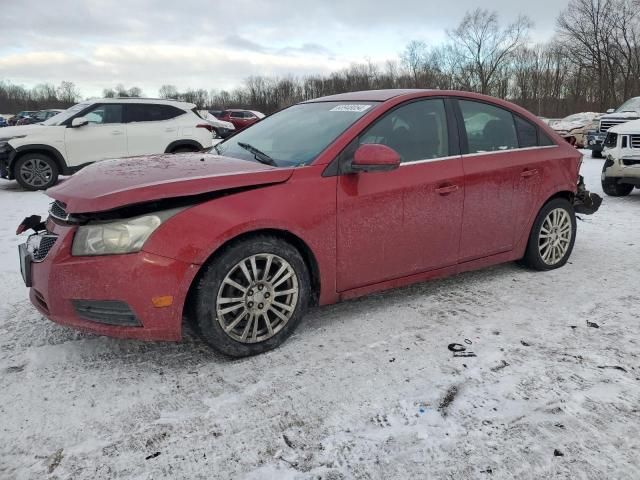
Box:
601, 118, 640, 196
551, 112, 601, 148
586, 97, 640, 157
208, 110, 223, 119
0, 98, 213, 190
0, 116, 7, 128
17, 89, 600, 357
16, 109, 64, 125
197, 110, 235, 138
8, 111, 37, 126
538, 117, 561, 127
218, 109, 265, 131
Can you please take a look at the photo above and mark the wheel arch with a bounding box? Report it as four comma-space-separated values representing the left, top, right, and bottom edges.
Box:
10, 144, 68, 178
183, 227, 322, 325
165, 139, 203, 153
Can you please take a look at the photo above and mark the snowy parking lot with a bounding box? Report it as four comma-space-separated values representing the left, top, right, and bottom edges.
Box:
0, 151, 639, 479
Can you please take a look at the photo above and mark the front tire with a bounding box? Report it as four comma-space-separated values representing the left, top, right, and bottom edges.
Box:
193, 235, 311, 357
601, 162, 633, 197
14, 153, 59, 190
522, 198, 577, 271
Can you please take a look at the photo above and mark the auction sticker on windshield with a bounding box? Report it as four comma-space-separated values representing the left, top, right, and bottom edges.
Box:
330, 104, 372, 112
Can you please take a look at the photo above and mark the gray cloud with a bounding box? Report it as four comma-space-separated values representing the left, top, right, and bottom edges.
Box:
1, 0, 570, 96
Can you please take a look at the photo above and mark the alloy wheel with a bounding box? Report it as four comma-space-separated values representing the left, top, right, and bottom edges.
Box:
538, 208, 573, 266
215, 253, 299, 344
19, 158, 53, 188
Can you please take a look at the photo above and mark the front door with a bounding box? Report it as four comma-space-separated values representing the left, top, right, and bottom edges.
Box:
64, 103, 127, 166
336, 98, 464, 292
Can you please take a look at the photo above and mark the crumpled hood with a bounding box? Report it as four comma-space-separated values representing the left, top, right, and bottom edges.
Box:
47, 153, 294, 213
609, 118, 640, 135
552, 120, 588, 132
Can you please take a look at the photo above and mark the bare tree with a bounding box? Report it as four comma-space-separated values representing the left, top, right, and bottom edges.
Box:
56, 81, 80, 104
448, 9, 532, 94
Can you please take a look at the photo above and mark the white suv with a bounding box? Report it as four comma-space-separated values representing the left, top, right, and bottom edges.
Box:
0, 98, 213, 190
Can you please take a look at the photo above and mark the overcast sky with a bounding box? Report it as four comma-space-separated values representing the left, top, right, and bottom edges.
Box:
1, 0, 569, 98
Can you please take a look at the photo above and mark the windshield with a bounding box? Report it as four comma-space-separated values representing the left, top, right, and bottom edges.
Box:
42, 103, 91, 126
213, 101, 377, 167
616, 97, 640, 113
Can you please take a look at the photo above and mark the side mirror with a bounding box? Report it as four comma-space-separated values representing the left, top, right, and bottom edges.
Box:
606, 108, 615, 114
71, 117, 89, 128
350, 144, 401, 173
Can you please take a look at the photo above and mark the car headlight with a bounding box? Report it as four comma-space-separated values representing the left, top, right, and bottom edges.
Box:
72, 208, 182, 256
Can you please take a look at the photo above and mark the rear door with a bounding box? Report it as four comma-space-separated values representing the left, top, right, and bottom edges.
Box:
336, 98, 464, 291
456, 99, 543, 262
64, 103, 127, 166
125, 104, 184, 156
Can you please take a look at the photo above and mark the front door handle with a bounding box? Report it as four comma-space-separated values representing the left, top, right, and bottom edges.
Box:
111, 131, 124, 136
435, 184, 459, 195
521, 168, 539, 178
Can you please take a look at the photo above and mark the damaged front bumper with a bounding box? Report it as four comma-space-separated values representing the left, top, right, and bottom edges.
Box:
573, 175, 602, 215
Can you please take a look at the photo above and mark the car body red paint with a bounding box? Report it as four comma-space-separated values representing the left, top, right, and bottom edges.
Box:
23, 89, 584, 342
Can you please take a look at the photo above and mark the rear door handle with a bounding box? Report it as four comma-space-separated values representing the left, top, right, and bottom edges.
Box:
521, 169, 539, 178
111, 131, 124, 136
435, 184, 459, 195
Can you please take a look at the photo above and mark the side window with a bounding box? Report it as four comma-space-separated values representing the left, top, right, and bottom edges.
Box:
359, 99, 449, 163
538, 130, 555, 146
230, 112, 243, 119
84, 104, 123, 124
459, 100, 517, 153
514, 115, 538, 148
126, 104, 184, 122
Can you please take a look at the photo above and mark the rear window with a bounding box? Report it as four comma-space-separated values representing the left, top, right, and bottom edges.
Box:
126, 104, 185, 122
514, 115, 538, 148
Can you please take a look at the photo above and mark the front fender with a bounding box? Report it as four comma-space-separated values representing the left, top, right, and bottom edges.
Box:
142, 166, 339, 305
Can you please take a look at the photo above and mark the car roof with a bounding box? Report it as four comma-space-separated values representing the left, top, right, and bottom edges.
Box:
305, 89, 432, 103
83, 97, 197, 109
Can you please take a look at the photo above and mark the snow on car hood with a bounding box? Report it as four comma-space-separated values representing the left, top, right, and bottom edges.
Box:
552, 120, 588, 132
600, 111, 640, 119
47, 153, 294, 213
609, 118, 640, 134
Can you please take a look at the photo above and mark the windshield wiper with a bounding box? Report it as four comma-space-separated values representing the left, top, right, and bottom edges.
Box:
237, 142, 278, 167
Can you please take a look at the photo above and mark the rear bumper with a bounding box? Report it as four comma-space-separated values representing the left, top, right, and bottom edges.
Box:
26, 222, 200, 341
574, 175, 602, 215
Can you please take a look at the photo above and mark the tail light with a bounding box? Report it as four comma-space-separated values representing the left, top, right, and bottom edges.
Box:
197, 123, 214, 132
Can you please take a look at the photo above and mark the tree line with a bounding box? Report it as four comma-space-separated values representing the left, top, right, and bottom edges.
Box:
2, 0, 639, 118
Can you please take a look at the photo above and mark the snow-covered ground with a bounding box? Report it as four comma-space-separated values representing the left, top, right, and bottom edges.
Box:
1, 152, 639, 479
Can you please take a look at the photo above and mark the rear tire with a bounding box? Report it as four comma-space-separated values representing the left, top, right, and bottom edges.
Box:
193, 235, 311, 357
14, 153, 59, 191
522, 198, 576, 271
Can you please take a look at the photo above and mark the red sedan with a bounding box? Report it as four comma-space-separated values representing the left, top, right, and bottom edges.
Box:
218, 109, 264, 130
18, 90, 601, 357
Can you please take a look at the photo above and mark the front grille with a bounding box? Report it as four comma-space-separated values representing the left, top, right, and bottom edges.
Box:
49, 201, 69, 221
600, 118, 638, 133
72, 300, 141, 327
622, 159, 640, 166
631, 135, 640, 149
32, 235, 57, 262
